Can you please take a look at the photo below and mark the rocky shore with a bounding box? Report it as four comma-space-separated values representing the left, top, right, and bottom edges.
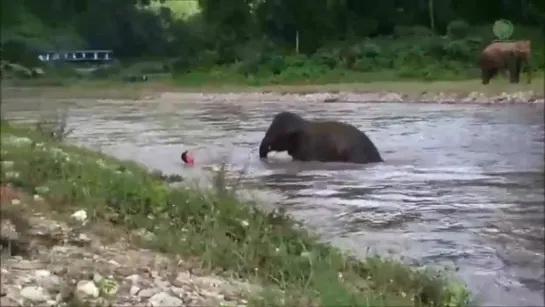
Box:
2, 82, 543, 104
1, 186, 258, 307
155, 90, 545, 105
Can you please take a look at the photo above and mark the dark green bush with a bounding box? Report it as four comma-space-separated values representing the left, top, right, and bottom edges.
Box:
167, 22, 543, 83
169, 24, 522, 82
394, 25, 436, 38
447, 20, 470, 39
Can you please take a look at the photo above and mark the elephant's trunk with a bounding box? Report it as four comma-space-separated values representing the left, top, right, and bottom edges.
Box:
259, 138, 270, 158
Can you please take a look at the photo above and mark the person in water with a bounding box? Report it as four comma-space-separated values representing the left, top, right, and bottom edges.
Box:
181, 150, 194, 166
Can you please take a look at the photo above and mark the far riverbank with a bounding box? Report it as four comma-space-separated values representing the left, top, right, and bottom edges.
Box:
1, 77, 543, 104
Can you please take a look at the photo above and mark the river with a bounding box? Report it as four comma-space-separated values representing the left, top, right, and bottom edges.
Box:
1, 93, 544, 306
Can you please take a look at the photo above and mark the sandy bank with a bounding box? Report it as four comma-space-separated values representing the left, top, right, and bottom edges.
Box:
156, 90, 545, 105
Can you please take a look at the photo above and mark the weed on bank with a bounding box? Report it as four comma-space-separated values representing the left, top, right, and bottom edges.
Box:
0, 119, 472, 307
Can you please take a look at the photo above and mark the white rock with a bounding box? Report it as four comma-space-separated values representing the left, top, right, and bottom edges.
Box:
169, 287, 186, 298
153, 278, 170, 290
76, 233, 92, 243
20, 286, 50, 303
93, 272, 103, 283
34, 270, 61, 291
130, 286, 141, 296
175, 272, 191, 284
148, 292, 184, 306
107, 260, 120, 266
125, 274, 140, 284
137, 287, 158, 298
34, 194, 44, 201
200, 288, 224, 301
70, 210, 87, 223
10, 198, 21, 205
75, 280, 99, 299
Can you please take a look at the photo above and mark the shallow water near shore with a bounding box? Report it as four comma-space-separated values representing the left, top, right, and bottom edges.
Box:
1, 93, 544, 306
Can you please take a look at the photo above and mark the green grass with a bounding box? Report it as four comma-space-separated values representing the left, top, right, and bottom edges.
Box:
0, 119, 473, 307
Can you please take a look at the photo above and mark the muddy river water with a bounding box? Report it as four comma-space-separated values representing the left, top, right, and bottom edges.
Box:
1, 93, 544, 306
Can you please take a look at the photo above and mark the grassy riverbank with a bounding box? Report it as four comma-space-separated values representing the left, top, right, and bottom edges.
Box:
0, 120, 472, 307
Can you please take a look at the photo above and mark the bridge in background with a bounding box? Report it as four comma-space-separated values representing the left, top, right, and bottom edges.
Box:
38, 50, 114, 63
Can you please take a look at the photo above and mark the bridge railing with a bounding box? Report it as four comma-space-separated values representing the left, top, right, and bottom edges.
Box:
38, 50, 114, 63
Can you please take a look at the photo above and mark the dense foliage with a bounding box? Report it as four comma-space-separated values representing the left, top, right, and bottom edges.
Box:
1, 0, 544, 81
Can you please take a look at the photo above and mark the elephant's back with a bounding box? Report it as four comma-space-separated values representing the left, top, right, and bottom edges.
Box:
303, 120, 382, 163
479, 44, 506, 67
308, 121, 372, 147
304, 121, 359, 145
482, 41, 530, 56
309, 121, 362, 135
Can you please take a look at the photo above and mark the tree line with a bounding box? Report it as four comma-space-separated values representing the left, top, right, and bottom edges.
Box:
1, 0, 544, 80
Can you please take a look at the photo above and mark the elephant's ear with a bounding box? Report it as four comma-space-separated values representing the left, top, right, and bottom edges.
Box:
285, 130, 303, 156
283, 119, 305, 135
281, 114, 306, 155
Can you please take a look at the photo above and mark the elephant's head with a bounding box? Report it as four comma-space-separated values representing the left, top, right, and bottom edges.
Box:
259, 111, 307, 159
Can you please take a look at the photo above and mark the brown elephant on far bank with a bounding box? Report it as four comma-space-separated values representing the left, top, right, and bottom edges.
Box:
478, 40, 532, 85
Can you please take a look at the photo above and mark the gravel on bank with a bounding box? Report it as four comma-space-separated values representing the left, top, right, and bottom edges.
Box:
0, 185, 259, 307
2, 83, 544, 104
156, 90, 544, 105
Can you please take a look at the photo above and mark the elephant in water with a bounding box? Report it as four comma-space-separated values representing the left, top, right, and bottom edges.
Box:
258, 111, 383, 164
